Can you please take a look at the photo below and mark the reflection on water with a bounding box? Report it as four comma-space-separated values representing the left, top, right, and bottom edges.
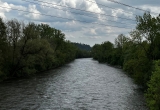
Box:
0, 58, 148, 110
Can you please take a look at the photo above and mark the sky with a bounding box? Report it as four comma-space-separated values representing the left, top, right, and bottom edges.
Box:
0, 0, 160, 46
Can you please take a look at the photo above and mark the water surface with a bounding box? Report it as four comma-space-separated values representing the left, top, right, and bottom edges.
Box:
0, 58, 148, 110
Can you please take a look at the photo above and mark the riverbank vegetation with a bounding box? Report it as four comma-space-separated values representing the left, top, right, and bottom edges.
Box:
92, 13, 160, 110
0, 18, 90, 82
73, 43, 91, 58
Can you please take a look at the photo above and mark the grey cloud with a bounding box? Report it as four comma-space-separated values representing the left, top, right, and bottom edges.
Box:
0, 0, 160, 46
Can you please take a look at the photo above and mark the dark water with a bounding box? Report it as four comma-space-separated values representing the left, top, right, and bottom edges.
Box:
0, 58, 148, 110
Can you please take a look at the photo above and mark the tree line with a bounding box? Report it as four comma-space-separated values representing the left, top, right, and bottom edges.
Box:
91, 13, 160, 110
0, 18, 90, 82
73, 43, 91, 51
72, 42, 91, 58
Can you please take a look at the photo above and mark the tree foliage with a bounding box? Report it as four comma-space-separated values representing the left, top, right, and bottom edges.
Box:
145, 60, 160, 110
73, 43, 91, 51
0, 18, 87, 81
91, 13, 160, 109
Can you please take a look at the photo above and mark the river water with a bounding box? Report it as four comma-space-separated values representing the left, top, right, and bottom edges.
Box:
0, 58, 148, 110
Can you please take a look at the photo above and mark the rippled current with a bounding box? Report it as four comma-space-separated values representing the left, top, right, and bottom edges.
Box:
0, 58, 148, 110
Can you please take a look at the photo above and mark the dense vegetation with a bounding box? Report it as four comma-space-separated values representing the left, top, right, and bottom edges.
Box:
73, 43, 91, 51
92, 13, 160, 110
0, 18, 87, 81
73, 43, 91, 58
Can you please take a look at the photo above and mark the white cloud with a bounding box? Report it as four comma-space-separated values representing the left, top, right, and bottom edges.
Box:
24, 5, 41, 19
0, 1, 11, 19
111, 8, 133, 21
140, 5, 160, 16
0, 0, 27, 20
0, 0, 160, 46
79, 0, 103, 14
85, 0, 103, 13
60, 0, 77, 8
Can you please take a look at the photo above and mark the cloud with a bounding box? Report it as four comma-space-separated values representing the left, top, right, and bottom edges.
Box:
111, 8, 133, 20
35, 0, 104, 23
95, 27, 112, 34
140, 5, 160, 16
60, 0, 77, 8
0, 0, 160, 46
84, 28, 97, 36
0, 1, 11, 19
51, 21, 84, 32
0, 1, 25, 19
24, 5, 41, 19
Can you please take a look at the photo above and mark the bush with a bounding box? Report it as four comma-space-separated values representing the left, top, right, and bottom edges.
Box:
145, 60, 160, 110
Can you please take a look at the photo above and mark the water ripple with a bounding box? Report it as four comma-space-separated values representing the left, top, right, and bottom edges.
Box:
0, 58, 148, 110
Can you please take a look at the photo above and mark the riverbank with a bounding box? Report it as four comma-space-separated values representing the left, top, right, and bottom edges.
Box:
91, 13, 160, 110
0, 18, 91, 83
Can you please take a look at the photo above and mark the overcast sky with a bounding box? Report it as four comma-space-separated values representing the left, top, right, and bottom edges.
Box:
0, 0, 160, 46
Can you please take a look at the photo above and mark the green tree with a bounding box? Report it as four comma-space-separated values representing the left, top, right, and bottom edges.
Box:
145, 60, 160, 110
136, 13, 160, 60
113, 34, 129, 66
92, 44, 103, 62
123, 31, 152, 87
92, 41, 113, 63
101, 41, 114, 63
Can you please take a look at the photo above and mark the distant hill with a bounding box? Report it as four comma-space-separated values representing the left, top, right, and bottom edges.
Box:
72, 43, 91, 51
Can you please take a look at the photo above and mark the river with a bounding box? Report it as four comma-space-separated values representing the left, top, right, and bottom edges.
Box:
0, 58, 148, 110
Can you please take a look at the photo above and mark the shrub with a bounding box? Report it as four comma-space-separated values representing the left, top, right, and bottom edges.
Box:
145, 60, 160, 110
